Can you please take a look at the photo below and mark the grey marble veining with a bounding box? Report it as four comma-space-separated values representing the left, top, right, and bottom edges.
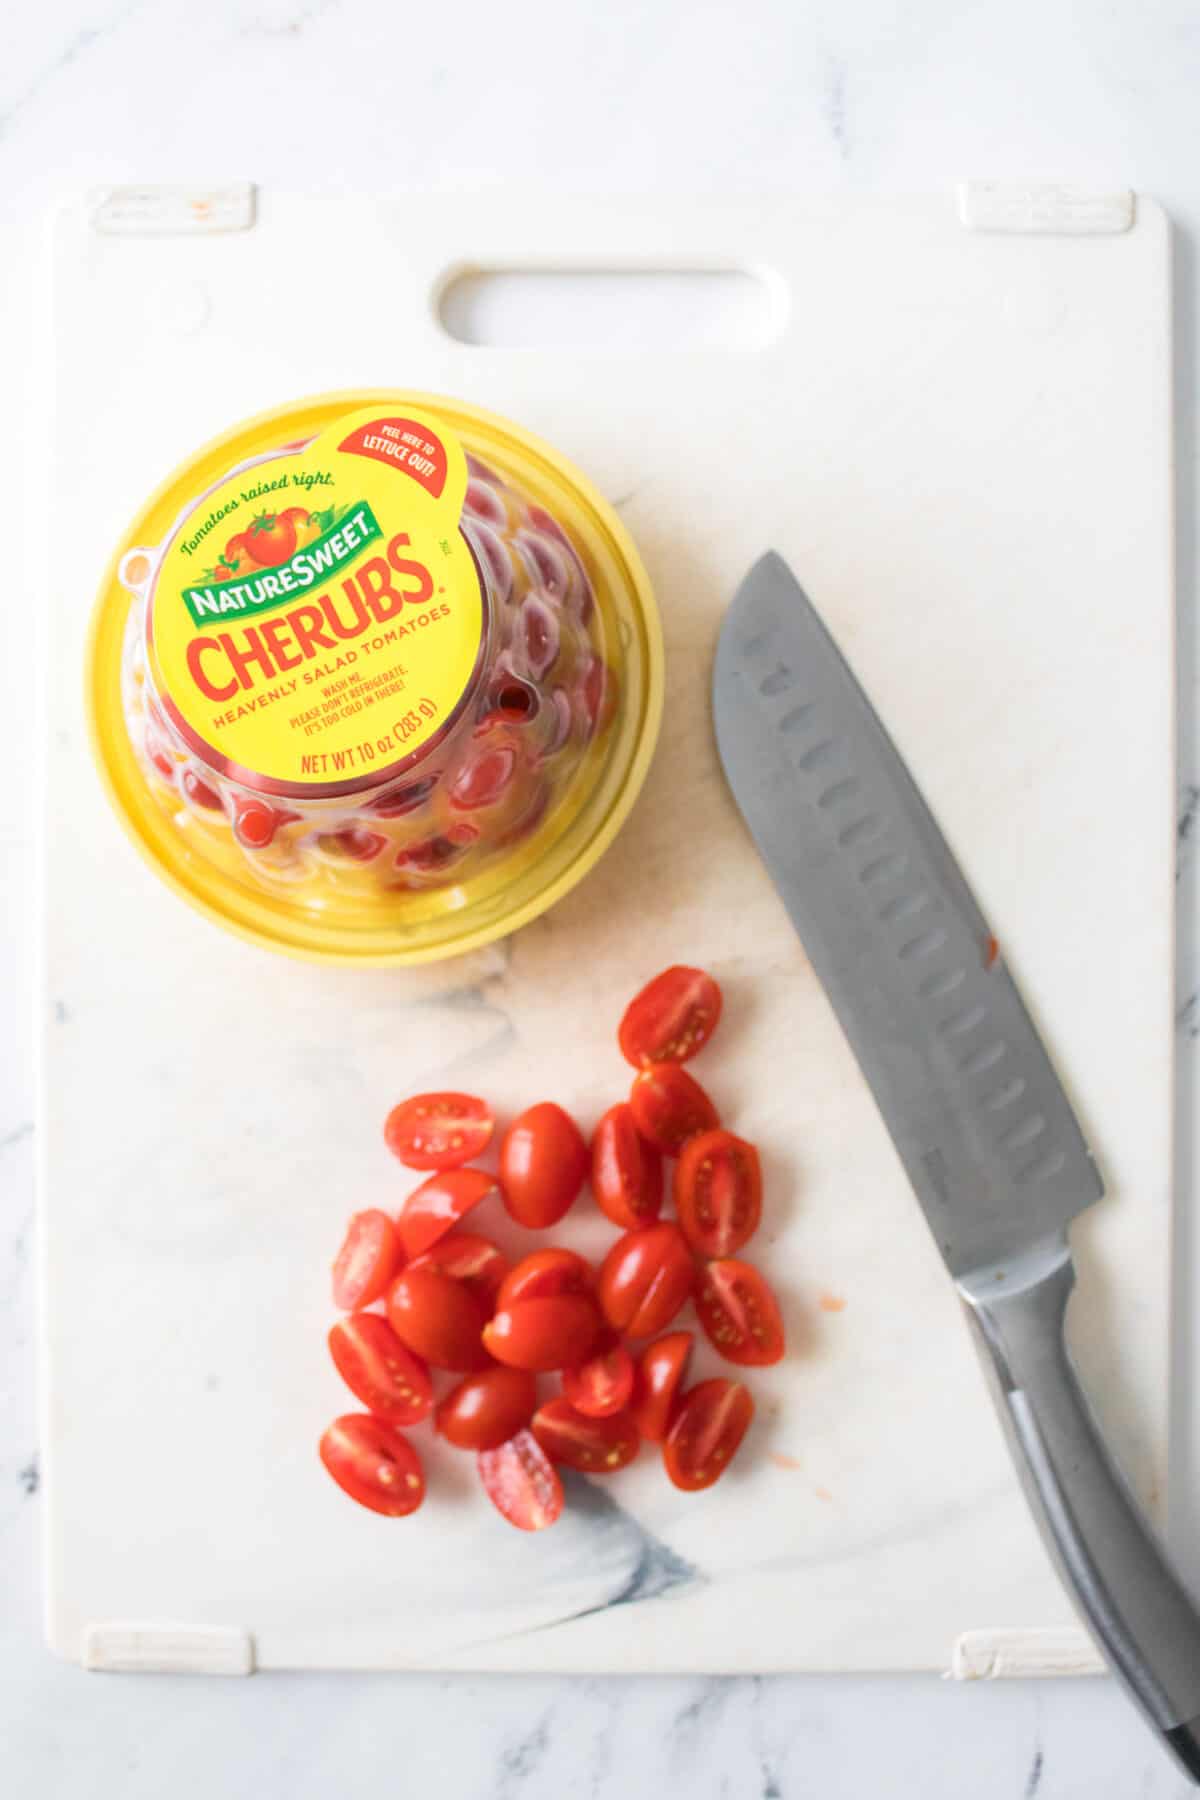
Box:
5, 0, 1200, 1795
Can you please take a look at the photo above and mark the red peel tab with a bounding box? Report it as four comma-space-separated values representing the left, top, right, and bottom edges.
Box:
337, 418, 449, 498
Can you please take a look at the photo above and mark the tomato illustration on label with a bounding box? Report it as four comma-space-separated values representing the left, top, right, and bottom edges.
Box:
246, 510, 298, 568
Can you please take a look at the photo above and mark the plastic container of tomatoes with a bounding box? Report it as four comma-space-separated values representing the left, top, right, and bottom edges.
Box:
86, 391, 663, 965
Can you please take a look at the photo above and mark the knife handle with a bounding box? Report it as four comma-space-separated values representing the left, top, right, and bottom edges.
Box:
959, 1236, 1200, 1784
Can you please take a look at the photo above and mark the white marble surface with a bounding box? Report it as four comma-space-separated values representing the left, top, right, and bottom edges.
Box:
5, 1, 1200, 1794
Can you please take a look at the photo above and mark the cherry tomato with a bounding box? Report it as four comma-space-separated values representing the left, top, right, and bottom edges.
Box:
694, 1258, 786, 1366
449, 727, 521, 811
407, 1232, 509, 1312
368, 776, 436, 817
664, 1379, 754, 1491
629, 1064, 719, 1156
331, 1209, 402, 1310
597, 1222, 694, 1338
482, 1295, 600, 1372
562, 1336, 635, 1419
386, 1267, 489, 1371
631, 1330, 694, 1442
384, 1093, 494, 1171
435, 1367, 538, 1451
515, 594, 561, 681
478, 1430, 563, 1531
674, 1130, 762, 1259
247, 510, 298, 568
619, 966, 724, 1068
590, 1102, 663, 1230
327, 1314, 433, 1423
145, 731, 175, 781
496, 779, 550, 849
580, 655, 618, 733
328, 827, 386, 862
496, 1248, 593, 1309
499, 1102, 589, 1228
393, 831, 477, 875
465, 476, 508, 528
233, 798, 288, 850
515, 529, 571, 601
182, 768, 222, 809
396, 1167, 499, 1260
319, 1414, 426, 1516
532, 1398, 640, 1474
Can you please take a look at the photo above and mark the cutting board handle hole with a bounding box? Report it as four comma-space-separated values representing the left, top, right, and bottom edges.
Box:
436, 267, 782, 351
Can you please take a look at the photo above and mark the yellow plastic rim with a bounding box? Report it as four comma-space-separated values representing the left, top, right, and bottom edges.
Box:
86, 391, 664, 966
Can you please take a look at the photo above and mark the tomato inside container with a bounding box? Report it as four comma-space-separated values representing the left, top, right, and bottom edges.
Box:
88, 393, 662, 965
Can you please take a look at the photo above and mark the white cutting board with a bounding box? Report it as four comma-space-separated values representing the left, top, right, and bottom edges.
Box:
39, 186, 1174, 1676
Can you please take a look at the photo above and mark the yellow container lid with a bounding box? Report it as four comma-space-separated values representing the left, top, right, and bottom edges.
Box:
86, 391, 664, 965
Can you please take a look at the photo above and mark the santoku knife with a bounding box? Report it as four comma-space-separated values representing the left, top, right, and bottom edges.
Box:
713, 551, 1200, 1782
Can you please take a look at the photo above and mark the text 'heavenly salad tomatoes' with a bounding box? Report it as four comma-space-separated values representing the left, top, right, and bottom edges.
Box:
320, 963, 799, 1526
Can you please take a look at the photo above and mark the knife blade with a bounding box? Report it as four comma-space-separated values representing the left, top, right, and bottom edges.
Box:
713, 552, 1200, 1782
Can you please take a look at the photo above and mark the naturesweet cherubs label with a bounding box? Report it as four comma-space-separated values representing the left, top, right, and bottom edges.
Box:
146, 407, 485, 795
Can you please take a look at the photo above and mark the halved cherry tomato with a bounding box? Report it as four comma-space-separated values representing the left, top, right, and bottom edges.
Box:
478, 1429, 563, 1531
532, 1398, 640, 1473
483, 1295, 600, 1372
619, 966, 724, 1068
386, 1267, 489, 1371
562, 1336, 635, 1419
436, 1367, 538, 1450
328, 1314, 433, 1423
319, 1414, 426, 1516
663, 1379, 754, 1491
597, 1222, 694, 1338
674, 1130, 762, 1259
590, 1102, 663, 1230
384, 1093, 494, 1171
631, 1330, 694, 1442
499, 1102, 588, 1227
496, 1247, 592, 1309
694, 1258, 786, 1366
629, 1064, 719, 1156
396, 1167, 499, 1260
407, 1232, 509, 1311
331, 1209, 402, 1310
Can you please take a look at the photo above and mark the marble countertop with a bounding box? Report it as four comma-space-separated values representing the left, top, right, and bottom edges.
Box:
4, 1, 1200, 1794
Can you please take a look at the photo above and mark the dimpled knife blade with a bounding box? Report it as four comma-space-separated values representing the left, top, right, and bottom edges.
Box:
712, 551, 1102, 1282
